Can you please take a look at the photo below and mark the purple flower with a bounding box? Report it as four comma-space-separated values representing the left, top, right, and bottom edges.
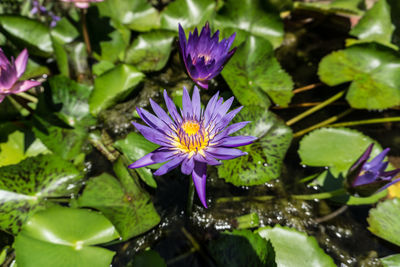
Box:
0, 48, 41, 103
178, 22, 237, 89
61, 0, 104, 9
347, 143, 400, 196
128, 86, 256, 207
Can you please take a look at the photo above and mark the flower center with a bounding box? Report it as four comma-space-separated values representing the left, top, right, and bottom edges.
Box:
174, 120, 209, 156
181, 120, 200, 136
193, 54, 211, 64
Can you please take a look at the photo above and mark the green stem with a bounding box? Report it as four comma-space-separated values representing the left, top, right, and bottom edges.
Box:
216, 195, 274, 203
186, 178, 195, 215
293, 108, 353, 138
286, 90, 346, 126
292, 188, 346, 200
17, 92, 38, 103
327, 117, 400, 128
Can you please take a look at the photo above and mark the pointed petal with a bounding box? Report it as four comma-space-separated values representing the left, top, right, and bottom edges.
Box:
181, 156, 195, 175
206, 147, 247, 160
15, 49, 28, 78
350, 143, 374, 172
379, 177, 400, 191
137, 107, 170, 134
382, 168, 400, 178
181, 87, 192, 118
129, 152, 158, 169
191, 86, 201, 120
153, 156, 183, 176
164, 89, 182, 123
195, 79, 208, 89
192, 162, 208, 208
178, 23, 187, 57
10, 80, 41, 94
217, 136, 257, 147
365, 148, 390, 169
149, 98, 174, 126
132, 122, 170, 146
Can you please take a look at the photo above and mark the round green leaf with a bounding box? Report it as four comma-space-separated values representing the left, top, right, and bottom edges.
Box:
298, 127, 382, 175
215, 0, 284, 48
125, 31, 175, 72
368, 198, 400, 246
208, 229, 276, 267
222, 35, 293, 108
160, 0, 216, 31
0, 16, 52, 57
89, 64, 145, 116
0, 155, 84, 234
217, 106, 292, 186
318, 43, 400, 109
381, 254, 400, 267
15, 206, 119, 267
256, 225, 335, 267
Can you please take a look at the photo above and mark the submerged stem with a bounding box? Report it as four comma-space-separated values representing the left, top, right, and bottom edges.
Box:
292, 83, 322, 94
286, 90, 346, 126
216, 195, 275, 203
292, 188, 346, 200
186, 178, 195, 215
327, 117, 400, 128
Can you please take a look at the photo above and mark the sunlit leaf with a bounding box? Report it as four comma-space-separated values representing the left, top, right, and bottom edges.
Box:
381, 254, 400, 267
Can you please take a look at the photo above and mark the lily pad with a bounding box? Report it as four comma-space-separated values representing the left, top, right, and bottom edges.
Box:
125, 31, 175, 72
89, 64, 145, 116
0, 16, 52, 57
256, 225, 335, 267
214, 0, 284, 48
218, 106, 292, 186
368, 198, 400, 246
96, 30, 128, 63
381, 254, 400, 267
298, 127, 382, 176
222, 35, 293, 108
208, 229, 276, 267
350, 0, 395, 48
14, 206, 119, 267
160, 0, 216, 31
75, 158, 160, 240
51, 17, 79, 44
318, 43, 400, 109
0, 155, 83, 234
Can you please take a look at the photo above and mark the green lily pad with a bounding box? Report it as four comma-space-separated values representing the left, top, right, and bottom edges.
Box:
75, 158, 160, 240
0, 130, 50, 167
368, 198, 400, 246
89, 64, 145, 116
298, 127, 382, 176
125, 31, 175, 72
215, 0, 284, 48
14, 206, 119, 267
350, 0, 395, 48
256, 225, 335, 267
208, 229, 276, 267
114, 132, 160, 187
381, 254, 400, 267
0, 155, 83, 234
131, 250, 166, 267
51, 17, 79, 44
218, 106, 292, 186
160, 0, 216, 31
96, 30, 128, 63
98, 0, 160, 32
0, 16, 52, 57
222, 35, 293, 108
52, 36, 70, 77
318, 43, 400, 109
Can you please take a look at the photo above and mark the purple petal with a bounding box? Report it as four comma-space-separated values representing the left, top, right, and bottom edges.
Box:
217, 136, 256, 147
132, 122, 171, 147
191, 86, 201, 120
212, 121, 251, 142
149, 98, 174, 126
194, 152, 221, 166
128, 147, 175, 169
163, 90, 182, 123
178, 24, 187, 57
204, 91, 219, 125
206, 147, 247, 160
153, 156, 183, 176
181, 87, 192, 119
192, 161, 208, 208
0, 48, 10, 67
0, 64, 17, 90
137, 107, 171, 134
364, 148, 390, 169
350, 143, 374, 172
9, 80, 41, 94
181, 156, 195, 175
382, 168, 400, 178
129, 151, 160, 169
378, 177, 400, 191
15, 49, 28, 78
195, 79, 208, 89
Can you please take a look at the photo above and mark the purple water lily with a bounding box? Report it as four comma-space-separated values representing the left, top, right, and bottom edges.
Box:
0, 48, 41, 103
178, 22, 237, 89
347, 143, 400, 196
129, 86, 256, 208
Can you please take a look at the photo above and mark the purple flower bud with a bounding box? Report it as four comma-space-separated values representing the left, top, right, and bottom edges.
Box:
178, 22, 237, 89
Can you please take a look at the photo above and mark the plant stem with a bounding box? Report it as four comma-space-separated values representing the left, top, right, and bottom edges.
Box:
17, 92, 38, 103
286, 90, 346, 126
9, 95, 34, 114
181, 227, 216, 266
292, 188, 346, 200
186, 178, 195, 215
293, 108, 353, 138
327, 117, 400, 128
81, 9, 91, 55
316, 205, 348, 223
293, 83, 322, 94
216, 195, 275, 203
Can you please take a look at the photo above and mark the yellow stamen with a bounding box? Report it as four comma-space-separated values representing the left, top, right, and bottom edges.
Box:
181, 121, 200, 136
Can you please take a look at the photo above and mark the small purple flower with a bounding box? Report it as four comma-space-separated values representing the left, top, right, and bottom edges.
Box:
0, 48, 41, 103
347, 143, 400, 196
178, 22, 237, 89
129, 86, 256, 208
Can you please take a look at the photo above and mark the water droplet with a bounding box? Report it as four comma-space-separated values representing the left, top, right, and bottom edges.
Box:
263, 163, 269, 167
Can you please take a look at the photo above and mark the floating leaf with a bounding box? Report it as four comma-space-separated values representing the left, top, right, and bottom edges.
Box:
368, 198, 400, 246
160, 0, 216, 31
222, 35, 293, 108
89, 64, 145, 116
381, 254, 400, 267
318, 43, 400, 109
0, 155, 83, 234
298, 127, 382, 176
208, 229, 276, 267
131, 250, 166, 267
0, 16, 52, 57
215, 0, 284, 47
76, 158, 160, 240
51, 17, 79, 44
350, 0, 395, 48
125, 31, 175, 72
15, 206, 119, 267
218, 106, 292, 186
97, 30, 128, 63
256, 225, 335, 267
97, 0, 160, 32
